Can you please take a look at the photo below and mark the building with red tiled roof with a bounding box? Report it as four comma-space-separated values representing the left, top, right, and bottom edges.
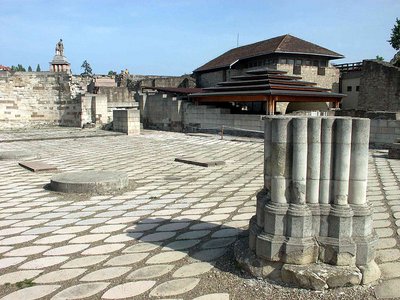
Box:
193, 34, 343, 92
0, 65, 11, 72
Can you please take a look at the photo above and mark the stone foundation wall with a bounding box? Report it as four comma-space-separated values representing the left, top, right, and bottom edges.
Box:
140, 93, 264, 134
336, 110, 400, 148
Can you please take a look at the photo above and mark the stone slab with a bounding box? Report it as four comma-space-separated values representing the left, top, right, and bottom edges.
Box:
174, 157, 225, 167
50, 171, 129, 194
19, 161, 57, 172
0, 150, 37, 160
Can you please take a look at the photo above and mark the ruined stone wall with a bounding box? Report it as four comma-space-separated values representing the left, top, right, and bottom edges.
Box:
140, 93, 264, 134
183, 103, 264, 134
140, 93, 183, 131
97, 87, 132, 104
140, 76, 195, 88
358, 60, 400, 111
0, 72, 86, 128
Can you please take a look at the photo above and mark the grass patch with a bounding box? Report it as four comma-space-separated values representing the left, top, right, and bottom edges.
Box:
16, 278, 35, 289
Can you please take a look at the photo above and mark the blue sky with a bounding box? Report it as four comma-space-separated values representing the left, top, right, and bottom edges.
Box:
0, 0, 398, 75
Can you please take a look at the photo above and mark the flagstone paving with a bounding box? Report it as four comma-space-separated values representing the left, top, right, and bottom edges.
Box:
0, 128, 398, 299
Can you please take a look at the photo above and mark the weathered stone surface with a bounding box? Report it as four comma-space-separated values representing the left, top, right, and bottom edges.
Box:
193, 293, 230, 300
374, 278, 400, 299
34, 268, 86, 283
0, 285, 60, 300
52, 282, 109, 299
149, 278, 200, 297
50, 171, 129, 194
173, 262, 214, 278
102, 281, 156, 299
80, 267, 131, 281
61, 255, 109, 268
234, 238, 282, 280
0, 150, 37, 160
281, 263, 362, 290
127, 265, 174, 280
359, 260, 381, 284
19, 161, 57, 172
0, 270, 42, 284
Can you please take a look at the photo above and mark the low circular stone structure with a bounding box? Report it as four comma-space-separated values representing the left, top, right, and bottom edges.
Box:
50, 171, 129, 194
0, 150, 37, 160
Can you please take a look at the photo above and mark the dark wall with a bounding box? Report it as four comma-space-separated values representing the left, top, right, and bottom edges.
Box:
358, 60, 400, 111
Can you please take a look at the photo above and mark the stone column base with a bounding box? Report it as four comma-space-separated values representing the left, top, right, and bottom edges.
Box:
234, 237, 380, 290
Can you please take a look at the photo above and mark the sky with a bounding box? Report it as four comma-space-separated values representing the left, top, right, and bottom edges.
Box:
0, 0, 399, 76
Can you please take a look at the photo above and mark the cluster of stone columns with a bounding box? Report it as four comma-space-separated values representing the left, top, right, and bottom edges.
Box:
247, 115, 379, 286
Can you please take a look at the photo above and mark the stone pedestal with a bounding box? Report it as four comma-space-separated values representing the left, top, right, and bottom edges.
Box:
236, 116, 380, 289
113, 109, 140, 135
50, 55, 71, 73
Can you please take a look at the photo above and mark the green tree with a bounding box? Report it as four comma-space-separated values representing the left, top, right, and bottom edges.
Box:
389, 18, 400, 50
28, 66, 32, 72
36, 64, 41, 72
389, 18, 400, 67
375, 55, 384, 61
16, 64, 26, 71
108, 70, 117, 76
81, 60, 93, 76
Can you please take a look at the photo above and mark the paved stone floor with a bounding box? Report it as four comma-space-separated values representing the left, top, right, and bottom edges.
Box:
0, 128, 399, 299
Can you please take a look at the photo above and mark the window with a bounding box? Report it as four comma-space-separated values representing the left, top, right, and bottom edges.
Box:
293, 65, 301, 75
347, 86, 352, 92
313, 60, 319, 66
304, 60, 311, 66
279, 58, 287, 64
295, 59, 302, 66
287, 59, 294, 65
317, 67, 325, 76
356, 86, 360, 92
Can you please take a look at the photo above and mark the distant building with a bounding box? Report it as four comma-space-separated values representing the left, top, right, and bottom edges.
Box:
193, 34, 343, 92
0, 65, 11, 72
335, 62, 362, 110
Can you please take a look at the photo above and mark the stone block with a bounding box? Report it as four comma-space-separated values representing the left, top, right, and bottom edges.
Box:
281, 263, 361, 290
174, 157, 225, 167
19, 161, 57, 172
255, 233, 285, 261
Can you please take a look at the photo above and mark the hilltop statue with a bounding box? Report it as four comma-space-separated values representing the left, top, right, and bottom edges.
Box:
55, 39, 64, 56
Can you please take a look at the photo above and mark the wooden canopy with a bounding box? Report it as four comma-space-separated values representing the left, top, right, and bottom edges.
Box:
189, 68, 345, 114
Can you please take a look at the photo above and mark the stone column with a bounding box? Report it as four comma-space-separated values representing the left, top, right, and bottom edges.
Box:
241, 115, 380, 289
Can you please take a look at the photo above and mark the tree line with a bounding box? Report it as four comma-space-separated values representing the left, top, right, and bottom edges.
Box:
10, 64, 41, 72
